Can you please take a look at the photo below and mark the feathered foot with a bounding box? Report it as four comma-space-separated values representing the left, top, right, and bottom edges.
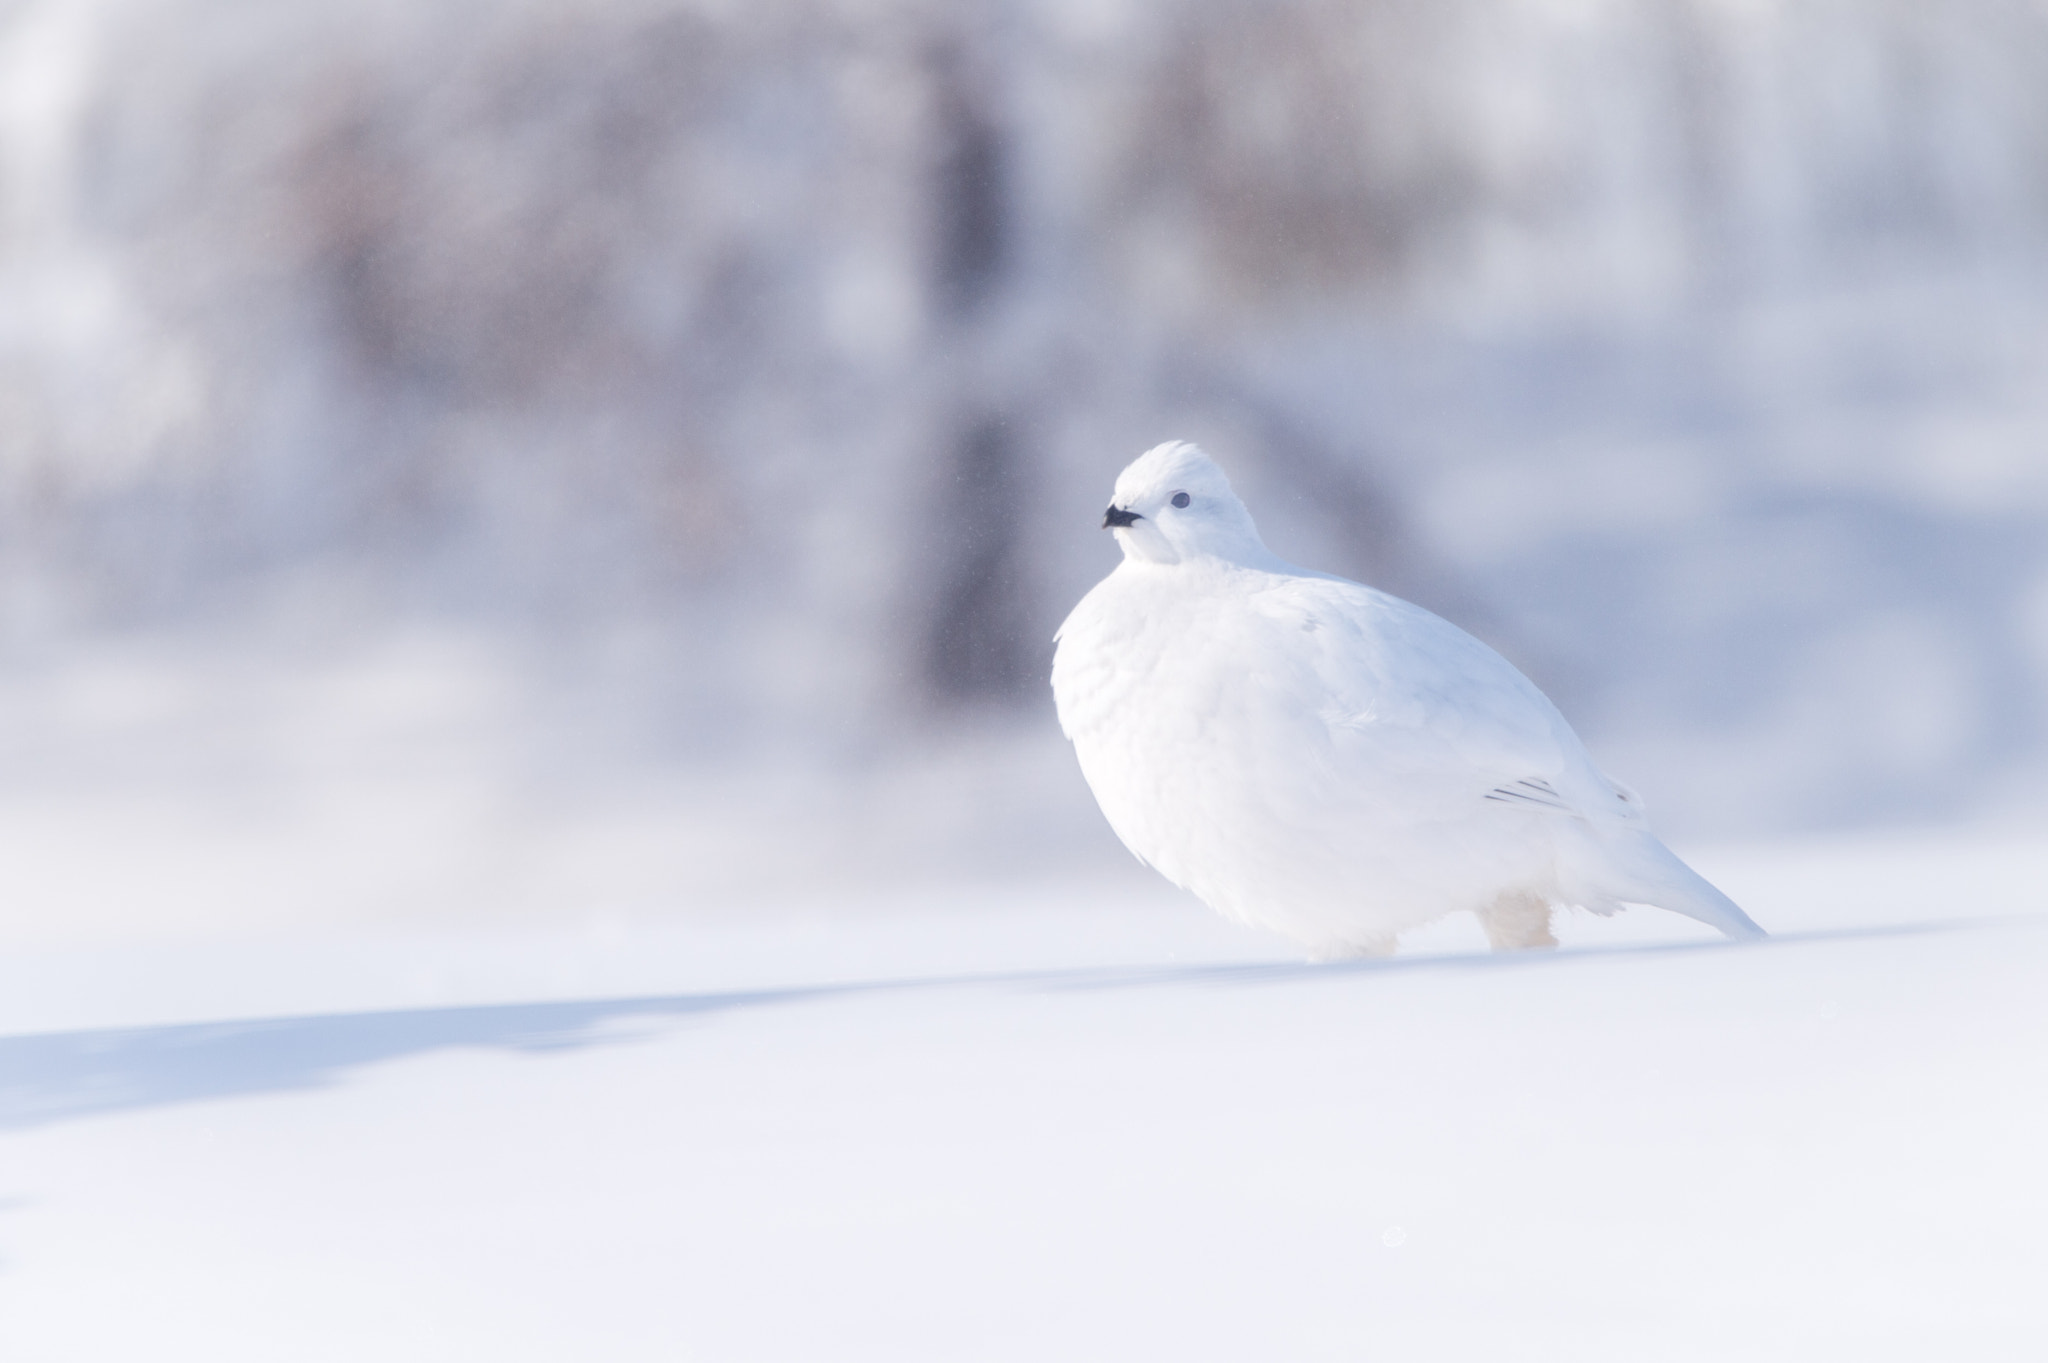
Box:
1477, 892, 1558, 952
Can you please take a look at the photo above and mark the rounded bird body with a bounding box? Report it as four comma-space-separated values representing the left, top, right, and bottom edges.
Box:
1051, 441, 1763, 956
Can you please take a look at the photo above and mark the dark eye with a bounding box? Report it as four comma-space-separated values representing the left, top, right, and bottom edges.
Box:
1170, 492, 1191, 508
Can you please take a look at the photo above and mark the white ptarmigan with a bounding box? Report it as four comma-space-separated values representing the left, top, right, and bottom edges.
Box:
1050, 440, 1764, 956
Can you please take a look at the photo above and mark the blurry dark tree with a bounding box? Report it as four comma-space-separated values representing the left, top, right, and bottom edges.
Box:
4, 0, 2048, 827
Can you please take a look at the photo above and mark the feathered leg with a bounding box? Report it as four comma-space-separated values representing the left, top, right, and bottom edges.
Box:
1477, 891, 1558, 951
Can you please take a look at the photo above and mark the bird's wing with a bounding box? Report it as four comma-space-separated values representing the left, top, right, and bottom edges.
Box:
1246, 572, 1628, 819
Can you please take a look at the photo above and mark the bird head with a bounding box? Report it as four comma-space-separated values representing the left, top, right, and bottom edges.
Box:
1101, 441, 1270, 567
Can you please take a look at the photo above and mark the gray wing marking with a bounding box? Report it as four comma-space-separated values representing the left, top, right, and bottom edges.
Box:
1482, 777, 1572, 811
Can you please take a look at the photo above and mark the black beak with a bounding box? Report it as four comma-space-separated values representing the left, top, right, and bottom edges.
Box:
1102, 505, 1142, 529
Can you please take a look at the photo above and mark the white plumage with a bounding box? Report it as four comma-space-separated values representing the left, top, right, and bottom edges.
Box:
1051, 441, 1764, 956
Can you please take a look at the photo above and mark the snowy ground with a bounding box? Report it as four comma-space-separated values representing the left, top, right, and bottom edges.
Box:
1, 626, 2044, 1359
4, 821, 2047, 1361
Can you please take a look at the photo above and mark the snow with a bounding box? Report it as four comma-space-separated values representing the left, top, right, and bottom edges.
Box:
0, 600, 2041, 1361
5, 830, 2047, 1359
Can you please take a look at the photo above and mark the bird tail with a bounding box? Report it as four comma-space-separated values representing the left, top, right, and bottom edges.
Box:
1572, 831, 1766, 940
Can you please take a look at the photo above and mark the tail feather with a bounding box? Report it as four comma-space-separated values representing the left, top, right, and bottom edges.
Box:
1571, 831, 1766, 940
1643, 858, 1766, 939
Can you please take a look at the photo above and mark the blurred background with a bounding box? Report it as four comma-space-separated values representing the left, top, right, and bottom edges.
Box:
3, 0, 2047, 951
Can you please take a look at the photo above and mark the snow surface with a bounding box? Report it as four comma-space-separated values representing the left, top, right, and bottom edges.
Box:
4, 830, 2047, 1361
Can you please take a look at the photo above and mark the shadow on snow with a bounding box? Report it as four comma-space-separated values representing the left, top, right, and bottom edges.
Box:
0, 919, 2015, 1133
